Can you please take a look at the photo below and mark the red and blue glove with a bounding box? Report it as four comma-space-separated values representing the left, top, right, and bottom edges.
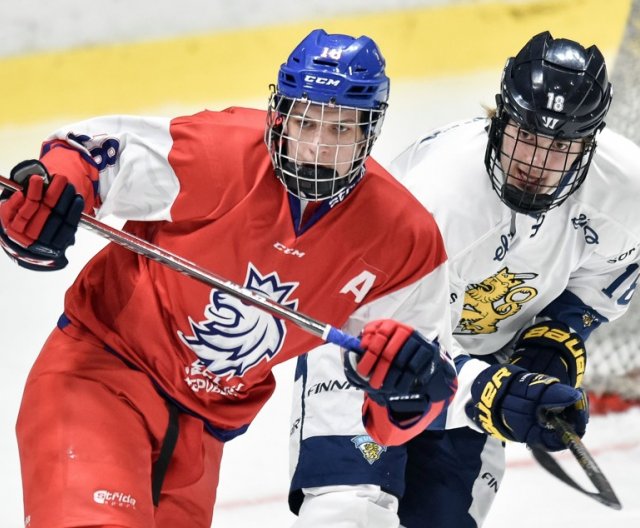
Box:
0, 160, 84, 271
466, 363, 589, 451
344, 319, 457, 416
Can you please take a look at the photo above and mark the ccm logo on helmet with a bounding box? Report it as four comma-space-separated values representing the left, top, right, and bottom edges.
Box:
304, 75, 341, 86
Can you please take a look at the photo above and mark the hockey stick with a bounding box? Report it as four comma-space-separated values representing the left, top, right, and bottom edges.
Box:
0, 174, 360, 351
530, 415, 622, 510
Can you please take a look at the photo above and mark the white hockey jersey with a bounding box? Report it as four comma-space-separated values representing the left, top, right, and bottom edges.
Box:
391, 118, 640, 428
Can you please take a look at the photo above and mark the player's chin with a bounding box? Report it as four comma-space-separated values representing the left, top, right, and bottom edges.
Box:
506, 178, 547, 195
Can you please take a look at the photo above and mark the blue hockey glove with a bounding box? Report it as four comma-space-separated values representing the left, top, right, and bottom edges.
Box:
509, 320, 586, 388
0, 160, 84, 271
344, 319, 457, 416
465, 364, 589, 451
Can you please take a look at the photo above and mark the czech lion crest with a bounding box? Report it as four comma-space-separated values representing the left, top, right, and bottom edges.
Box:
179, 263, 299, 378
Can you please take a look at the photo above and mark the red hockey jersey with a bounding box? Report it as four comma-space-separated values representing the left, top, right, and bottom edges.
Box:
39, 107, 453, 444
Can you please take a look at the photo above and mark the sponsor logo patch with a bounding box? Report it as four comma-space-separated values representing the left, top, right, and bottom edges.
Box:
93, 489, 137, 509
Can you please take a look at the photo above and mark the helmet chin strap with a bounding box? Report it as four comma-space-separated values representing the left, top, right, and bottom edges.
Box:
501, 183, 554, 214
279, 161, 353, 200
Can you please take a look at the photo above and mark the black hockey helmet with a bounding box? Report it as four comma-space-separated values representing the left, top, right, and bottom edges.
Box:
485, 31, 613, 214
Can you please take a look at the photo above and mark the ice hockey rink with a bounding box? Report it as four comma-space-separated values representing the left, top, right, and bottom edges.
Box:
1, 0, 640, 526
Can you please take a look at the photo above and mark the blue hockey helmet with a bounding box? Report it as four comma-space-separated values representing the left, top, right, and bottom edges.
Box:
266, 29, 390, 201
277, 29, 390, 109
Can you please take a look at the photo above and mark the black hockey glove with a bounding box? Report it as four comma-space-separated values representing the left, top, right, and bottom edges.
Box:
0, 160, 84, 271
344, 319, 457, 418
509, 321, 586, 388
465, 364, 589, 451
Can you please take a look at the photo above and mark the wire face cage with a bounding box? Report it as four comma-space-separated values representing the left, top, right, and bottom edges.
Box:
485, 117, 596, 214
266, 92, 386, 201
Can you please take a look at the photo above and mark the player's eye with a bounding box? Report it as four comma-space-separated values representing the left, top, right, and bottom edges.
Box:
551, 140, 571, 152
335, 124, 353, 134
290, 116, 314, 129
518, 129, 535, 143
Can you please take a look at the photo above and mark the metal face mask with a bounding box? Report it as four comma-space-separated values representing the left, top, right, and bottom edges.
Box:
486, 117, 595, 214
266, 95, 384, 200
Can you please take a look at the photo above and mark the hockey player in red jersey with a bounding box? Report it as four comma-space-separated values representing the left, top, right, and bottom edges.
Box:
0, 29, 457, 527
288, 32, 640, 527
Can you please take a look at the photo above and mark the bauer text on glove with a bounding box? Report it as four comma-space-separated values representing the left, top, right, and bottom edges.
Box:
465, 363, 588, 451
509, 320, 586, 388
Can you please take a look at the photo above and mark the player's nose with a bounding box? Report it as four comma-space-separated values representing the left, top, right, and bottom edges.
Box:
302, 132, 334, 161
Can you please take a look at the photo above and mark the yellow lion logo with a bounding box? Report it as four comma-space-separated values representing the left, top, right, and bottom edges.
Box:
457, 267, 538, 334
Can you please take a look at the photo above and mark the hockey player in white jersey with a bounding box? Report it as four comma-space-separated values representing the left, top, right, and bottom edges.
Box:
288, 31, 640, 527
